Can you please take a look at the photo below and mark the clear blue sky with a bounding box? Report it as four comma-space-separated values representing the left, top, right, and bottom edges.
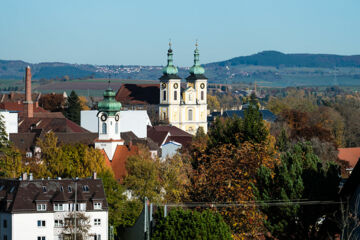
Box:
1, 0, 359, 66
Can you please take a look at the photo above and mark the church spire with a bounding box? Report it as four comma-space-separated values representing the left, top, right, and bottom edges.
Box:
189, 40, 205, 76
162, 40, 178, 76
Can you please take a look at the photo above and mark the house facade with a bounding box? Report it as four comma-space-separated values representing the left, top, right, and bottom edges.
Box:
0, 174, 108, 240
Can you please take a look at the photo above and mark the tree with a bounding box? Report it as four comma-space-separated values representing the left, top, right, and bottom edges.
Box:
152, 208, 232, 240
207, 94, 220, 112
64, 90, 81, 124
98, 170, 142, 234
0, 114, 9, 150
39, 93, 66, 112
62, 212, 91, 240
123, 145, 162, 202
78, 96, 90, 110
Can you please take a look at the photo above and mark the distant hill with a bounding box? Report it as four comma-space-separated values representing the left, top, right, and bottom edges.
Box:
210, 51, 360, 68
2, 51, 360, 87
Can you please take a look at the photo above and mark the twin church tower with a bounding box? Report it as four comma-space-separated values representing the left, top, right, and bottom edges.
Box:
159, 42, 208, 134
95, 42, 208, 160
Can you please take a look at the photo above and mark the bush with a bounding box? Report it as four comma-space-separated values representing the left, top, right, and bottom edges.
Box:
151, 208, 232, 240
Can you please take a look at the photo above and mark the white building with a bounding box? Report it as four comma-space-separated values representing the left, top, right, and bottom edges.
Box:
159, 42, 208, 135
0, 174, 108, 240
81, 110, 151, 139
0, 111, 18, 139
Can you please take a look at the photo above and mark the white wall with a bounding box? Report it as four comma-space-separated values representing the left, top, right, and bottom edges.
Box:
81, 110, 151, 138
0, 111, 18, 139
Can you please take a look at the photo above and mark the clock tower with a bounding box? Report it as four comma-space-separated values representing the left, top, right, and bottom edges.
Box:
159, 41, 181, 125
95, 86, 124, 161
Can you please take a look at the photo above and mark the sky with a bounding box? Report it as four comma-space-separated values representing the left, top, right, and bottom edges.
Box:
0, 0, 359, 66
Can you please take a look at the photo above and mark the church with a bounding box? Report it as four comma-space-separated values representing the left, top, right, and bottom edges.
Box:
158, 42, 208, 135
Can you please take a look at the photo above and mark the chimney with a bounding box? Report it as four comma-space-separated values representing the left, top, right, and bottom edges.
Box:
23, 66, 33, 118
93, 172, 97, 180
22, 172, 27, 181
29, 172, 33, 180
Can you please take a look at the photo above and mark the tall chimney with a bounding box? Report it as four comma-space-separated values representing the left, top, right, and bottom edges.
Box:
23, 66, 33, 118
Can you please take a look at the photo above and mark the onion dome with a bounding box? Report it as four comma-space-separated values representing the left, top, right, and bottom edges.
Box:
186, 41, 207, 80
98, 86, 122, 116
160, 41, 181, 80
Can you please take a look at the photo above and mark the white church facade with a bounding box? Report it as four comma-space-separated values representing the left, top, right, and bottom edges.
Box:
159, 43, 208, 135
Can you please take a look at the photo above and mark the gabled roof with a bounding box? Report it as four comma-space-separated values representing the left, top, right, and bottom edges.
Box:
0, 178, 108, 213
103, 145, 138, 182
0, 92, 41, 103
338, 147, 360, 169
147, 130, 169, 147
115, 84, 160, 105
148, 125, 192, 137
17, 117, 89, 133
0, 102, 48, 117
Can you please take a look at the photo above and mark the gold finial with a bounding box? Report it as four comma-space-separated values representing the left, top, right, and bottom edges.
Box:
195, 39, 199, 49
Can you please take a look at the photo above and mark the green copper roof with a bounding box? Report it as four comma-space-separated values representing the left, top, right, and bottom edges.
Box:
98, 87, 122, 116
162, 42, 178, 75
189, 43, 205, 75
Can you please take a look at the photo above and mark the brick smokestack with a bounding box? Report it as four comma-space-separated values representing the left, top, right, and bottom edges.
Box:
23, 66, 33, 118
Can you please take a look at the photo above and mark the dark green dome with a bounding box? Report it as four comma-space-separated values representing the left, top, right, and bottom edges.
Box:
98, 87, 122, 116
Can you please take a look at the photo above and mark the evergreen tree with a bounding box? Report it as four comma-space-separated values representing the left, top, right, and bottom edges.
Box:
64, 90, 81, 124
152, 208, 232, 240
242, 92, 269, 144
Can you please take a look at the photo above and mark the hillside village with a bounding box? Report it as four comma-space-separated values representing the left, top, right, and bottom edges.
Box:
1, 44, 360, 240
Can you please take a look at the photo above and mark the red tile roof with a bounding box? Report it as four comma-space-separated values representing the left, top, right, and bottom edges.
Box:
338, 147, 360, 168
115, 84, 160, 105
0, 102, 48, 117
101, 145, 138, 182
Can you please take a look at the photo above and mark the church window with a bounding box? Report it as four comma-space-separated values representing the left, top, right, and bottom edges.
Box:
189, 94, 192, 101
115, 123, 119, 134
188, 109, 193, 121
201, 91, 204, 100
163, 91, 166, 101
174, 91, 177, 101
102, 123, 107, 134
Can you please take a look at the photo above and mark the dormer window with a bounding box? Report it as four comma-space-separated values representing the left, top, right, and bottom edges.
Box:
37, 204, 47, 211
94, 202, 102, 210
60, 186, 64, 192
42, 186, 47, 192
68, 186, 72, 193
83, 185, 89, 192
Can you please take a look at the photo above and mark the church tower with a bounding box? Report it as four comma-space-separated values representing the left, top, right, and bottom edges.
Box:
95, 86, 123, 161
159, 41, 181, 127
182, 42, 208, 134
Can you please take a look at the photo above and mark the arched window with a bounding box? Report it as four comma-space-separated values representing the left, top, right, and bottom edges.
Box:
163, 91, 166, 101
201, 91, 204, 100
115, 122, 119, 134
174, 91, 177, 101
102, 123, 107, 134
188, 109, 193, 121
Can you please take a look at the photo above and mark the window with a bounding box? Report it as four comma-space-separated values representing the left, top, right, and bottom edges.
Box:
94, 234, 101, 240
188, 109, 193, 121
60, 186, 64, 192
201, 91, 204, 100
163, 91, 166, 101
83, 185, 89, 192
94, 218, 101, 226
189, 94, 192, 101
68, 186, 72, 193
37, 204, 46, 211
102, 123, 107, 134
162, 112, 166, 120
37, 220, 46, 227
174, 91, 177, 101
3, 220, 7, 228
115, 122, 119, 134
42, 186, 47, 192
54, 203, 64, 211
94, 202, 102, 210
37, 237, 46, 240
26, 152, 33, 158
54, 219, 64, 227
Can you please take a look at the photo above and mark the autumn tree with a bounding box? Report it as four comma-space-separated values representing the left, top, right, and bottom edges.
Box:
39, 93, 66, 112
78, 96, 90, 110
207, 94, 220, 112
62, 212, 91, 240
64, 90, 81, 124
